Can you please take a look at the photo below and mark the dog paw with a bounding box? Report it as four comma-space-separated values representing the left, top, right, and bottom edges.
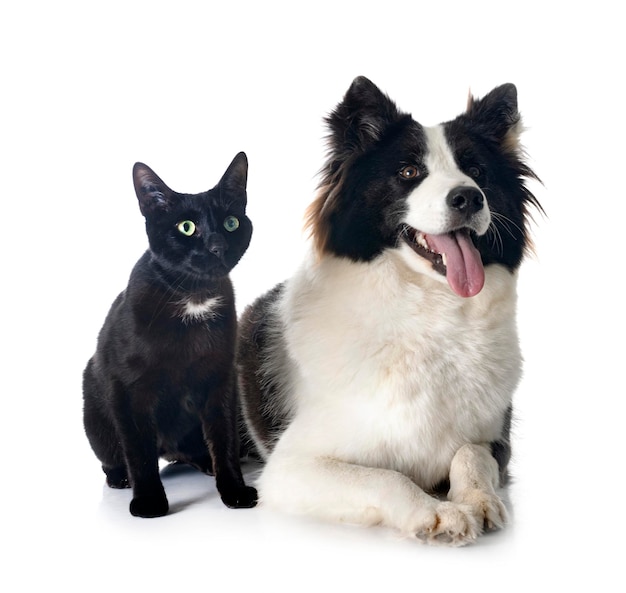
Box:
457, 489, 508, 531
410, 502, 480, 547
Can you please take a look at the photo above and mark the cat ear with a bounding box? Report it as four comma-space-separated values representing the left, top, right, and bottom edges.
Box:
133, 162, 174, 215
218, 152, 248, 196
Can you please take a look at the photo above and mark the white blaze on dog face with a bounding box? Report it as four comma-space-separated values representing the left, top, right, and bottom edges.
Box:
404, 125, 491, 235
397, 124, 492, 296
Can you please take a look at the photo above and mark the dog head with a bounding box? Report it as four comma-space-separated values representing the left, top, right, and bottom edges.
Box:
306, 76, 541, 297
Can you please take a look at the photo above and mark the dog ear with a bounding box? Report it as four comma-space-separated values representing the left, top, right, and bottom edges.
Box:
465, 83, 523, 148
133, 163, 175, 216
326, 76, 405, 156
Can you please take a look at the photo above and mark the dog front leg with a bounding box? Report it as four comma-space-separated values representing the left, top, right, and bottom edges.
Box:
259, 454, 481, 546
448, 443, 508, 531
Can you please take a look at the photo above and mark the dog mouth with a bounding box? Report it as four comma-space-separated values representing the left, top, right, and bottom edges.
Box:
400, 225, 485, 298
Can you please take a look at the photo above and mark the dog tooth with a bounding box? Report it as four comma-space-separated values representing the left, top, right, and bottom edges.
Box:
442, 253, 447, 266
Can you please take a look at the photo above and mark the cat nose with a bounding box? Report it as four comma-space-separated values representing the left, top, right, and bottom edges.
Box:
207, 234, 227, 258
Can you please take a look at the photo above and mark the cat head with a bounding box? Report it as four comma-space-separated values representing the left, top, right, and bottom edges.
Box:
132, 152, 252, 283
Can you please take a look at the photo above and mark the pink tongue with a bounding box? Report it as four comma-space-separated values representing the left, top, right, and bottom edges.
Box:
424, 231, 485, 297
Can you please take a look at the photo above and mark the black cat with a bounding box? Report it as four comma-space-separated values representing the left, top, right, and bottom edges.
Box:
83, 152, 257, 517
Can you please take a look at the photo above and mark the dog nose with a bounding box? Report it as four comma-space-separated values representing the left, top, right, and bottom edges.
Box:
446, 187, 484, 215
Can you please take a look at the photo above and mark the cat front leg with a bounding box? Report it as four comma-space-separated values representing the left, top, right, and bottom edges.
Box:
447, 443, 508, 531
200, 383, 258, 509
126, 458, 169, 518
203, 426, 258, 509
112, 388, 169, 518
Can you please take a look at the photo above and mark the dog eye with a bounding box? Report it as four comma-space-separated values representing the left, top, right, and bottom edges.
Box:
399, 165, 420, 180
468, 166, 482, 178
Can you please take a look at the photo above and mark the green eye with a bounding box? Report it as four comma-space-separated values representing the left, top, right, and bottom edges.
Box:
223, 215, 240, 232
177, 220, 196, 236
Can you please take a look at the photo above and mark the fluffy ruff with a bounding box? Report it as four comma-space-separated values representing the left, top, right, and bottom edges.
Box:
237, 77, 540, 546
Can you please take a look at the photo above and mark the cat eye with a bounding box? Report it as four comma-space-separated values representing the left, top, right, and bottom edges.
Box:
223, 216, 240, 232
177, 220, 196, 236
399, 165, 420, 180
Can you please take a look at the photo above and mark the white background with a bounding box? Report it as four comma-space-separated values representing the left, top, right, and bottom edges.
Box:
1, 1, 624, 590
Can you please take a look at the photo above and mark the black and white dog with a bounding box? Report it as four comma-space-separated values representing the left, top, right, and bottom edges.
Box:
238, 77, 541, 546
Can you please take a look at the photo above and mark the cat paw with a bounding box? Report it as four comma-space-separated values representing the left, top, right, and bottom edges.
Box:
219, 485, 258, 509
410, 501, 480, 547
129, 494, 169, 518
107, 475, 130, 489
104, 466, 130, 489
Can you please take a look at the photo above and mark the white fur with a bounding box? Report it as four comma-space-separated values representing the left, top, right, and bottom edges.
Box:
405, 125, 490, 236
179, 296, 223, 322
256, 252, 518, 546
396, 125, 491, 288
252, 123, 517, 545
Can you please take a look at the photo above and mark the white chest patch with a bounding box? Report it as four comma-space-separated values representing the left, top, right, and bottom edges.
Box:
179, 296, 223, 322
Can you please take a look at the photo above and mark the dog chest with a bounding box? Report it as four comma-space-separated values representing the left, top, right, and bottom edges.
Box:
280, 257, 521, 483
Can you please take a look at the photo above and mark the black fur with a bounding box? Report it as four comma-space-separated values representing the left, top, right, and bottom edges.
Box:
237, 283, 289, 458
310, 76, 541, 270
444, 84, 543, 270
83, 153, 257, 517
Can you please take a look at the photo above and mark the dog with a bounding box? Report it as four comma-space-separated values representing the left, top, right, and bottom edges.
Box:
237, 76, 541, 546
